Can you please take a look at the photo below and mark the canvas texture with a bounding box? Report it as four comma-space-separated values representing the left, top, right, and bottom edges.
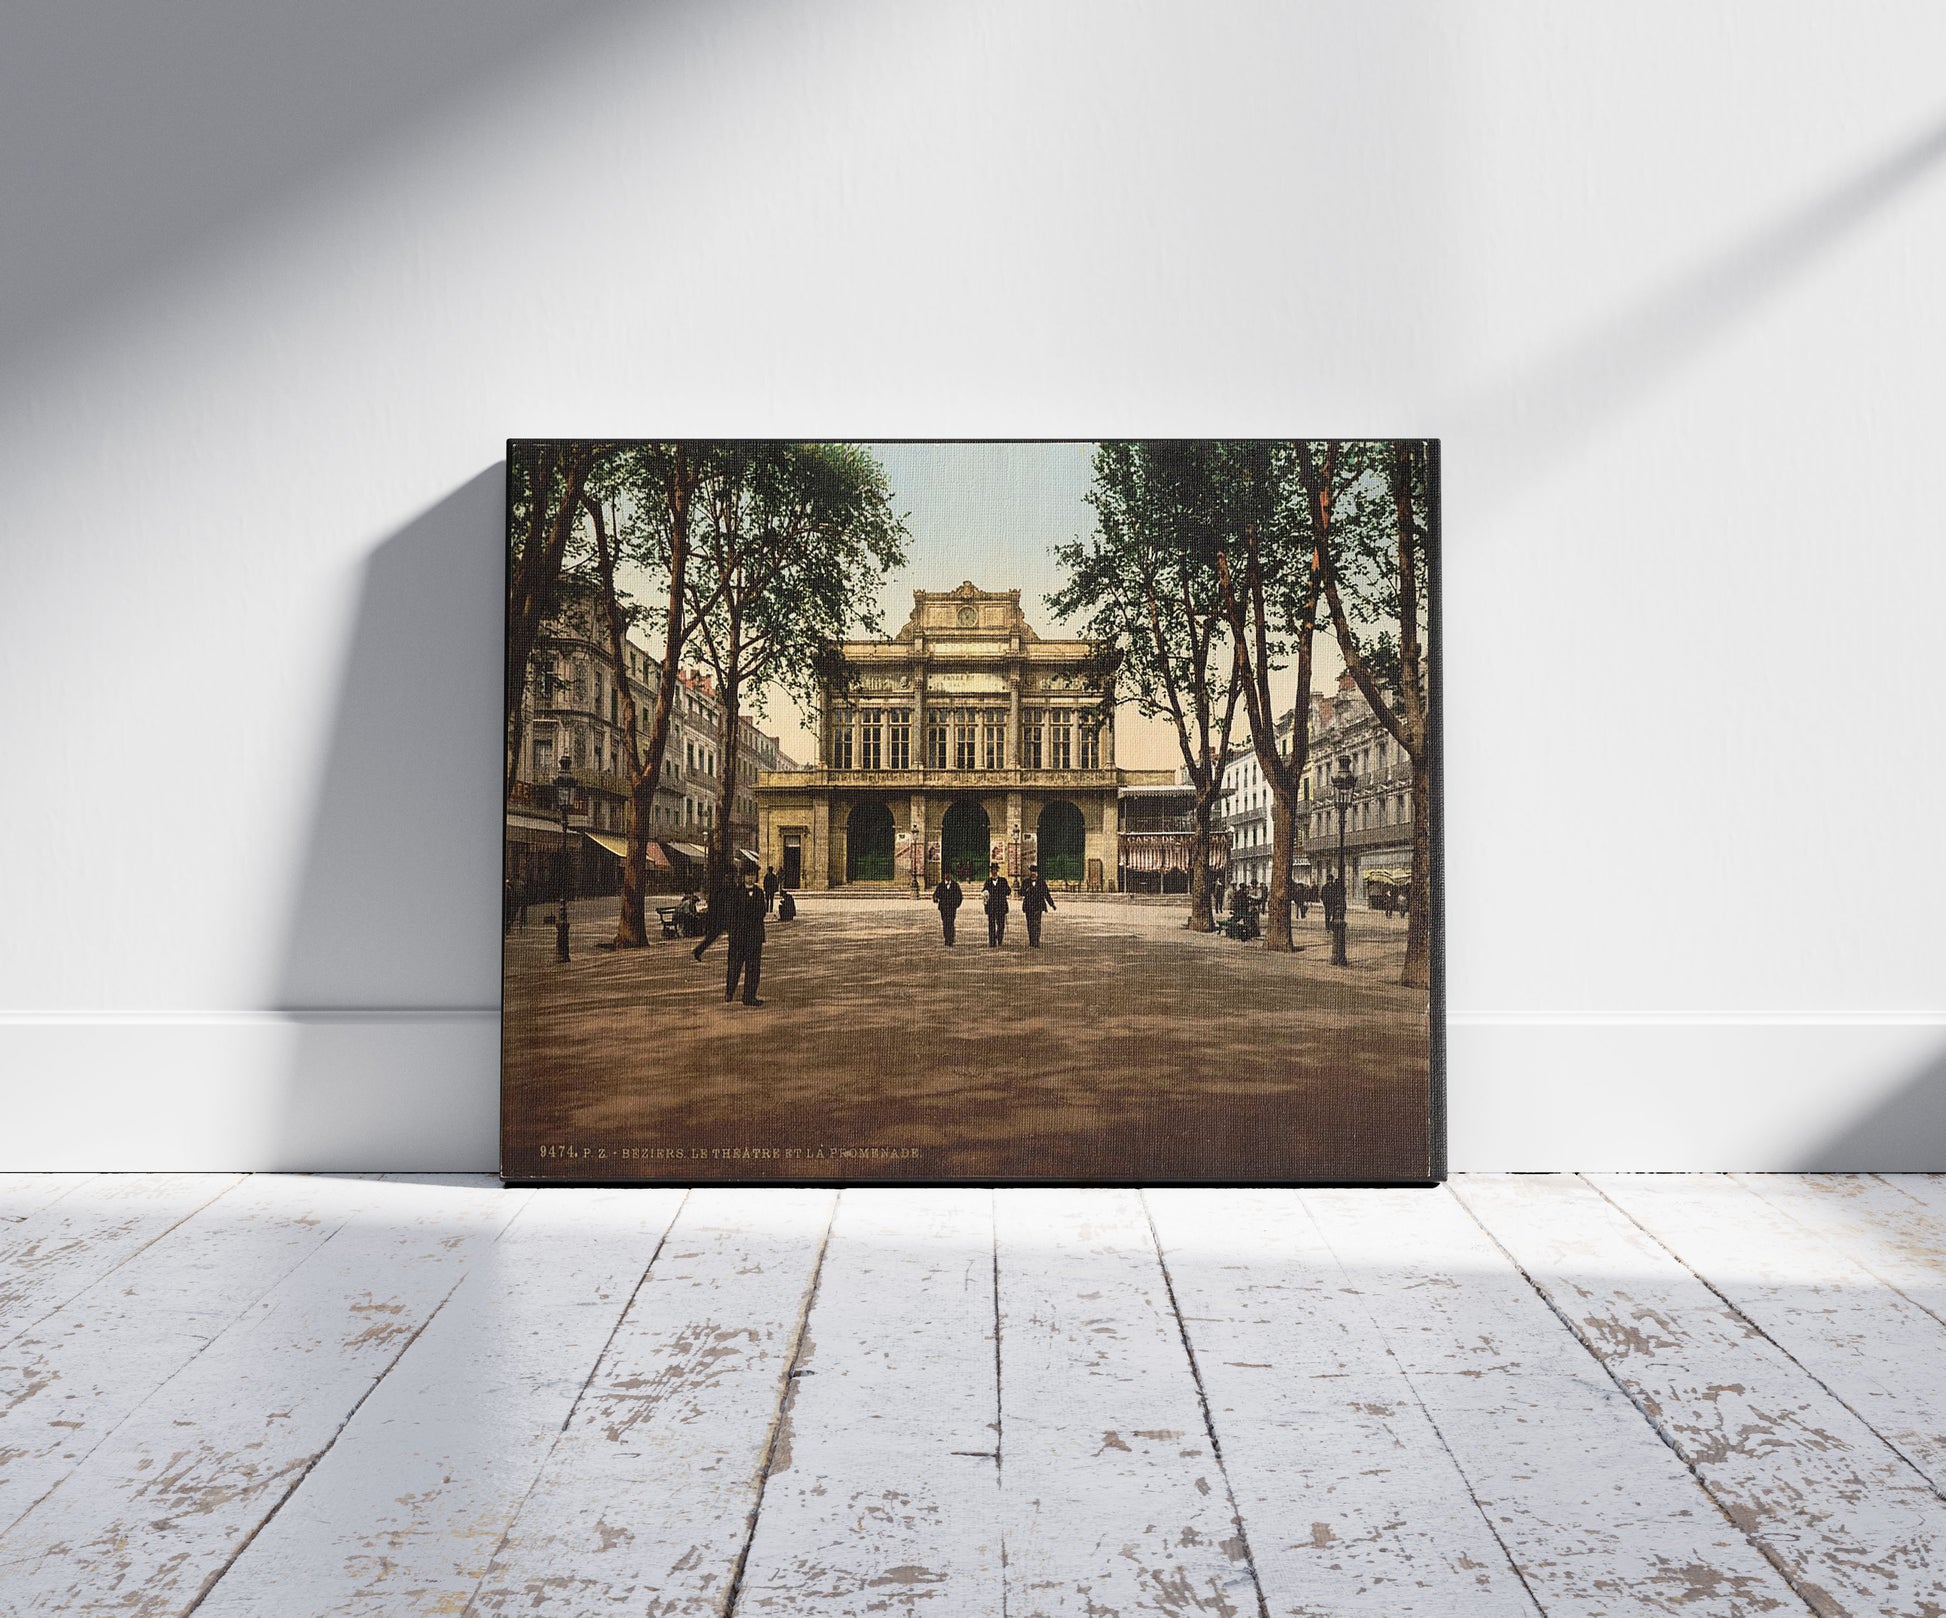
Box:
502, 440, 1441, 1184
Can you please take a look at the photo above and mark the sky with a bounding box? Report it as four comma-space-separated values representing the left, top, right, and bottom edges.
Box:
638, 441, 1341, 772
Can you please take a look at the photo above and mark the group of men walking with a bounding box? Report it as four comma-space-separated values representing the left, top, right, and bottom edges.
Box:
931, 864, 1057, 949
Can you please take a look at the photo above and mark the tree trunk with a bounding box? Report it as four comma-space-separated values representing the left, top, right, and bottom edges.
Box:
705, 631, 743, 899
1403, 754, 1433, 989
1263, 792, 1295, 952
505, 445, 595, 801
1186, 799, 1217, 932
627, 462, 693, 935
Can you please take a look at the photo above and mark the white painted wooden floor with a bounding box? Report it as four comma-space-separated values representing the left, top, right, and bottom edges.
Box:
2, 1176, 1944, 1616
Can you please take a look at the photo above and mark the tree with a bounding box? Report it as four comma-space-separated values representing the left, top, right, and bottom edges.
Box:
579, 445, 715, 948
1303, 439, 1436, 989
1210, 442, 1326, 954
505, 442, 600, 801
1051, 442, 1244, 933
685, 444, 907, 893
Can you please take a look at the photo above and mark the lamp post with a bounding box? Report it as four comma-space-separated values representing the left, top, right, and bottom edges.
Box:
1331, 753, 1355, 967
553, 755, 576, 963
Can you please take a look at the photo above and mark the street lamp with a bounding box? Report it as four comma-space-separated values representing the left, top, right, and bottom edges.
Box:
553, 755, 577, 963
1331, 753, 1355, 967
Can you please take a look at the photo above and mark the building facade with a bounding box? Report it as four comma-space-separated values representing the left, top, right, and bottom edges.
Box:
755, 582, 1169, 890
1215, 710, 1318, 892
1301, 672, 1417, 901
506, 594, 792, 896
1117, 783, 1232, 894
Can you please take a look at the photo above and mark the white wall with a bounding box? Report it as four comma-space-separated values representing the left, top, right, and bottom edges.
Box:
3, 1, 1942, 1171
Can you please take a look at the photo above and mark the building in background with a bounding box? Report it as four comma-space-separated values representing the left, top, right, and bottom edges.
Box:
1215, 710, 1314, 893
1301, 672, 1416, 903
506, 596, 792, 898
756, 582, 1171, 890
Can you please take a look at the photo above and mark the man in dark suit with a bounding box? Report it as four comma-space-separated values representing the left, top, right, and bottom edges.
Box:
718, 866, 767, 1006
1020, 863, 1056, 948
762, 865, 779, 913
1322, 872, 1346, 929
982, 864, 1011, 948
932, 871, 963, 945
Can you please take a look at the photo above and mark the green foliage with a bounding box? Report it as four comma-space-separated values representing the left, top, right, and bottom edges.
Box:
685, 442, 908, 719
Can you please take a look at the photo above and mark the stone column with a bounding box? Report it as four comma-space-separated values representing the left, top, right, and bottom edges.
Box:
1007, 662, 1022, 773
1100, 793, 1119, 891
912, 671, 926, 776
812, 794, 831, 888
910, 789, 928, 889
1102, 707, 1115, 768
1006, 789, 1023, 878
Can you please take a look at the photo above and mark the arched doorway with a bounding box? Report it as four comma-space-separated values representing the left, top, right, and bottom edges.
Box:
941, 799, 991, 880
1037, 799, 1086, 884
845, 800, 895, 881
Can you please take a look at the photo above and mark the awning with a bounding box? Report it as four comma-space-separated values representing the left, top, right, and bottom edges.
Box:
735, 848, 760, 866
666, 842, 708, 862
580, 832, 673, 870
505, 813, 565, 836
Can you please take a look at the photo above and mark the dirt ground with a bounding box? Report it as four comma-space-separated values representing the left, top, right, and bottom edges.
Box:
502, 894, 1435, 1184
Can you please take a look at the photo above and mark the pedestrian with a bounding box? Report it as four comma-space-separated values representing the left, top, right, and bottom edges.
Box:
1295, 880, 1309, 921
696, 864, 767, 1006
1322, 871, 1346, 929
1212, 876, 1226, 916
982, 863, 1012, 948
776, 888, 797, 923
762, 865, 779, 913
1020, 863, 1056, 948
932, 870, 963, 945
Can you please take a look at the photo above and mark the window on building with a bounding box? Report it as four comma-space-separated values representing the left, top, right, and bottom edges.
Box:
1079, 721, 1100, 770
954, 709, 977, 771
833, 710, 854, 771
1049, 708, 1072, 770
1022, 708, 1044, 769
888, 708, 911, 770
927, 715, 948, 770
859, 709, 882, 771
531, 730, 554, 782
982, 715, 1006, 771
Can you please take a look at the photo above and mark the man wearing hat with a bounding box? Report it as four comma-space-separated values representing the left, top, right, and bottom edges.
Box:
1020, 863, 1056, 948
981, 862, 1011, 948
931, 869, 963, 945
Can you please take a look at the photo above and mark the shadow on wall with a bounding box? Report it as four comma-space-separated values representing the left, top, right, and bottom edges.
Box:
1459, 110, 1946, 504
1796, 1039, 1946, 1173
0, 1, 639, 380
273, 467, 506, 1172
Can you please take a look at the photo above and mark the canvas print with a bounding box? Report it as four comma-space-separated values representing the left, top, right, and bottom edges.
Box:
502, 440, 1440, 1183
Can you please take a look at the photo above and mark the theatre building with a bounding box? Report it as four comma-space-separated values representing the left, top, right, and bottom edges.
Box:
755, 582, 1170, 890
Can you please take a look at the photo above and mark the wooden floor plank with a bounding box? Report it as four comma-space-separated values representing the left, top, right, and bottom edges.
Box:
0, 1175, 527, 1616
0, 1174, 245, 1348
0, 1175, 406, 1537
1304, 1186, 1806, 1616
1734, 1176, 1946, 1322
1458, 1173, 1946, 1617
1594, 1173, 1946, 1499
995, 1187, 1262, 1618
464, 1186, 837, 1616
732, 1187, 1003, 1615
1146, 1188, 1539, 1617
0, 1174, 96, 1223
189, 1185, 687, 1617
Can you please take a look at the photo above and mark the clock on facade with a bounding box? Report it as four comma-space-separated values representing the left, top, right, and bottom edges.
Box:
956, 605, 978, 627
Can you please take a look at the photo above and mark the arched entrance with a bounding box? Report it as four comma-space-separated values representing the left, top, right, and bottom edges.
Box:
941, 799, 991, 880
1037, 799, 1086, 884
845, 800, 895, 881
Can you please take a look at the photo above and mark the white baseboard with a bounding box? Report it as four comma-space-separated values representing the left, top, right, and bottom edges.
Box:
1, 1014, 1940, 1173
